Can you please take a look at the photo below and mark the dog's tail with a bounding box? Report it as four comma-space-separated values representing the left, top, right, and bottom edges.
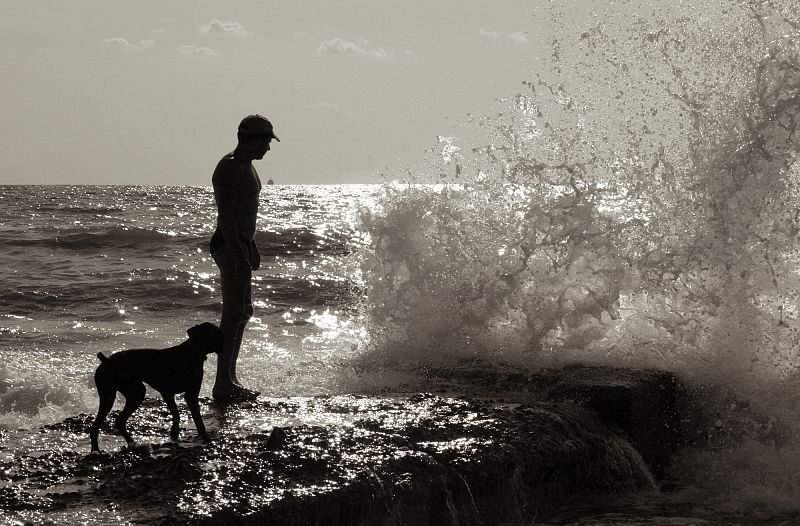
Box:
96, 352, 110, 363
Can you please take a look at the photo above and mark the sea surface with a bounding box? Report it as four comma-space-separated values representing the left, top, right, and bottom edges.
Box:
0, 184, 373, 431
5, 0, 800, 523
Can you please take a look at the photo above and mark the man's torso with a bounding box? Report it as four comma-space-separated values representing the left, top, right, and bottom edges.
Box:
210, 153, 262, 252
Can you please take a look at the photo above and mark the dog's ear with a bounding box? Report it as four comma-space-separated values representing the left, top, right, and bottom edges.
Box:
187, 324, 203, 340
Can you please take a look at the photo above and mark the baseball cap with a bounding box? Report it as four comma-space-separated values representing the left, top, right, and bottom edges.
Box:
238, 114, 280, 142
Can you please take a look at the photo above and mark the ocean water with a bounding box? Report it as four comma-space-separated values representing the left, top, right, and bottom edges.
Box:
4, 0, 800, 523
0, 184, 373, 431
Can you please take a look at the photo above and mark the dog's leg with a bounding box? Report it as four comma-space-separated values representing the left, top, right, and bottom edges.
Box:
115, 382, 145, 447
184, 391, 211, 443
161, 392, 181, 441
89, 387, 116, 452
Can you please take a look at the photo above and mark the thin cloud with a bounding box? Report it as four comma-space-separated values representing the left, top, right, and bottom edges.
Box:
177, 44, 218, 57
509, 32, 529, 45
478, 28, 529, 45
478, 28, 503, 40
100, 37, 157, 53
201, 19, 250, 36
317, 37, 392, 60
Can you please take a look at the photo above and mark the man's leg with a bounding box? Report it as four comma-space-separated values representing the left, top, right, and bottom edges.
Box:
212, 246, 251, 397
230, 279, 253, 386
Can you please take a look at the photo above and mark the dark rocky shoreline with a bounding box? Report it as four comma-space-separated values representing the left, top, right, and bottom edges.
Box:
0, 365, 777, 525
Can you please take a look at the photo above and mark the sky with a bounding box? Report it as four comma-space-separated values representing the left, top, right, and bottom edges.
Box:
1, 1, 543, 185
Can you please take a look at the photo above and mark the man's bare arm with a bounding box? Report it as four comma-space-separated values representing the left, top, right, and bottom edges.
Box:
215, 165, 251, 276
249, 238, 261, 270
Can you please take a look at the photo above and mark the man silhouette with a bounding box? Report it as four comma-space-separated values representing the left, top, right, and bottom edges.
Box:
210, 114, 279, 402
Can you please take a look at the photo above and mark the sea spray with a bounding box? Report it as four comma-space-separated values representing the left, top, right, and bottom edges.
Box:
357, 0, 800, 511
359, 0, 800, 380
358, 180, 626, 366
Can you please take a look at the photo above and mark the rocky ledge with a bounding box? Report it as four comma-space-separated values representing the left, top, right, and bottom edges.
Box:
0, 366, 713, 525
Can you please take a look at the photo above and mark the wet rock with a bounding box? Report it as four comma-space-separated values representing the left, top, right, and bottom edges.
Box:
4, 366, 794, 525
265, 426, 287, 451
170, 399, 654, 526
530, 365, 681, 478
424, 363, 683, 478
0, 394, 656, 526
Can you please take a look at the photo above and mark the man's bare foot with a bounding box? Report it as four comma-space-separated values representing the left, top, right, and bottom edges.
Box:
212, 384, 260, 403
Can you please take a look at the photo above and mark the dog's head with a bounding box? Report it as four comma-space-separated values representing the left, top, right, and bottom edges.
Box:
186, 322, 224, 355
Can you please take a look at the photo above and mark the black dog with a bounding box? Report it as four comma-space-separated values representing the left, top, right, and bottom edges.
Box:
89, 322, 224, 452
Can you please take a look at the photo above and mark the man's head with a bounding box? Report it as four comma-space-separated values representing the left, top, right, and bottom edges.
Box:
236, 114, 279, 160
